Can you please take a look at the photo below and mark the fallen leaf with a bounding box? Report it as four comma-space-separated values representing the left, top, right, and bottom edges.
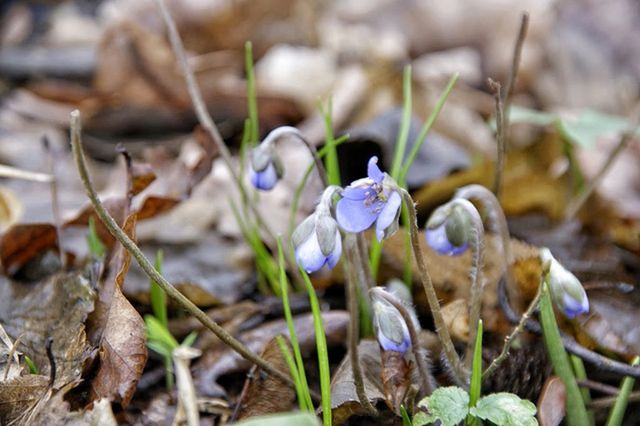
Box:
0, 223, 59, 279
0, 374, 49, 424
0, 272, 96, 389
537, 376, 566, 426
87, 214, 147, 406
234, 337, 295, 420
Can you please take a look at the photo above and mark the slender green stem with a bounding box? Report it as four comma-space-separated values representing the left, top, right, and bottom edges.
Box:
300, 268, 332, 426
467, 320, 483, 426
321, 98, 341, 186
483, 285, 541, 380
400, 189, 467, 385
344, 236, 378, 415
374, 289, 436, 397
69, 110, 297, 392
276, 336, 309, 411
606, 356, 640, 426
244, 41, 258, 145
354, 234, 374, 337
390, 65, 413, 179
539, 276, 590, 426
572, 354, 594, 423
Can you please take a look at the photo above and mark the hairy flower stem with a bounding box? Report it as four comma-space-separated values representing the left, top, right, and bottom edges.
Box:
344, 236, 378, 415
455, 184, 515, 305
446, 199, 485, 369
153, 0, 303, 282
261, 126, 329, 188
354, 234, 374, 336
482, 284, 541, 380
399, 189, 467, 385
69, 110, 298, 394
374, 291, 436, 397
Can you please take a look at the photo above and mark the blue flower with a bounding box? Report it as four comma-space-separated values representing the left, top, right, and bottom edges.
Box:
249, 144, 283, 191
371, 288, 411, 354
292, 186, 342, 273
424, 202, 471, 256
425, 223, 469, 256
541, 248, 589, 319
336, 157, 401, 241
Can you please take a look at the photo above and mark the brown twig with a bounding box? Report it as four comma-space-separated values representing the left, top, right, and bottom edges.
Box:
503, 12, 529, 119
588, 391, 640, 410
400, 189, 467, 386
488, 79, 505, 198
69, 110, 296, 391
577, 379, 621, 396
498, 276, 640, 379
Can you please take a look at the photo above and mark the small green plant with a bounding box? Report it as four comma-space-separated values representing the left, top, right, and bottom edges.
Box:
87, 216, 106, 259
145, 250, 197, 390
24, 355, 38, 374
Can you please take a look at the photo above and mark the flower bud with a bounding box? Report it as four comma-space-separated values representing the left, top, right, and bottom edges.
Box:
371, 288, 411, 354
249, 144, 283, 191
540, 248, 589, 319
425, 203, 470, 256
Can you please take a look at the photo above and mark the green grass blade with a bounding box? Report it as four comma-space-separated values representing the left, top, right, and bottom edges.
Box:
571, 354, 594, 423
145, 315, 178, 350
276, 335, 310, 412
24, 355, 38, 374
87, 216, 106, 259
321, 98, 341, 185
390, 65, 412, 180
277, 238, 314, 410
400, 405, 412, 426
245, 41, 258, 145
398, 73, 459, 183
539, 281, 590, 426
300, 267, 332, 426
605, 356, 640, 426
181, 331, 198, 347
466, 320, 483, 425
149, 250, 167, 328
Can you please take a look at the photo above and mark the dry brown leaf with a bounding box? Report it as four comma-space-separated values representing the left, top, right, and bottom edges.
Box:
0, 223, 58, 278
0, 374, 49, 424
537, 376, 566, 426
88, 214, 147, 406
234, 337, 295, 420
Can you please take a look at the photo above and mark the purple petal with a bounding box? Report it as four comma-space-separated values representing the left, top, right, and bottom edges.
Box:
341, 186, 368, 200
295, 234, 327, 273
326, 230, 342, 269
367, 156, 385, 183
250, 163, 278, 190
377, 328, 410, 353
336, 197, 379, 233
425, 224, 468, 256
375, 191, 401, 241
562, 292, 589, 319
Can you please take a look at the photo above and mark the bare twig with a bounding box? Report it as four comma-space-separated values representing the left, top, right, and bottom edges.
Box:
503, 12, 530, 119
576, 379, 620, 396
488, 79, 505, 198
483, 284, 541, 380
400, 189, 468, 386
42, 136, 65, 267
69, 110, 296, 390
344, 236, 378, 415
588, 391, 640, 410
498, 277, 640, 379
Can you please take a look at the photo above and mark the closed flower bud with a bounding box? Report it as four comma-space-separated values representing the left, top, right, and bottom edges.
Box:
425, 202, 471, 256
540, 248, 589, 319
249, 144, 283, 191
371, 288, 411, 354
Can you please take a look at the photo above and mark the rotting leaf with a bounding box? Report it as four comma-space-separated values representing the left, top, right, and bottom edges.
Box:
195, 312, 348, 398
0, 272, 96, 389
0, 223, 59, 279
329, 340, 386, 425
0, 374, 49, 424
234, 336, 295, 420
88, 214, 147, 406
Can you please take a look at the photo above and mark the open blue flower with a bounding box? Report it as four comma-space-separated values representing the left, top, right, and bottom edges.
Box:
336, 157, 401, 241
293, 186, 342, 273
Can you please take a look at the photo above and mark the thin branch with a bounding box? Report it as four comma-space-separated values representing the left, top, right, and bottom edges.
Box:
400, 189, 468, 386
576, 379, 620, 396
588, 391, 640, 410
488, 79, 505, 198
503, 12, 530, 119
483, 284, 541, 380
498, 276, 640, 379
69, 110, 296, 391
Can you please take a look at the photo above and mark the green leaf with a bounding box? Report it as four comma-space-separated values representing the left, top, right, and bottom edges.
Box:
181, 331, 198, 347
557, 109, 633, 147
149, 250, 167, 328
469, 393, 537, 426
145, 315, 178, 351
414, 386, 469, 426
507, 105, 555, 126
400, 405, 412, 426
235, 412, 320, 426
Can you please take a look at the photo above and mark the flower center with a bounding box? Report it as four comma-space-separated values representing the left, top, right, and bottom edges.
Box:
363, 183, 386, 212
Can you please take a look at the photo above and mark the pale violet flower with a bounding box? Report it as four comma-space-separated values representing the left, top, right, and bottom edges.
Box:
425, 202, 471, 256
249, 141, 283, 191
336, 157, 401, 241
540, 248, 589, 319
371, 287, 411, 354
293, 187, 342, 273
